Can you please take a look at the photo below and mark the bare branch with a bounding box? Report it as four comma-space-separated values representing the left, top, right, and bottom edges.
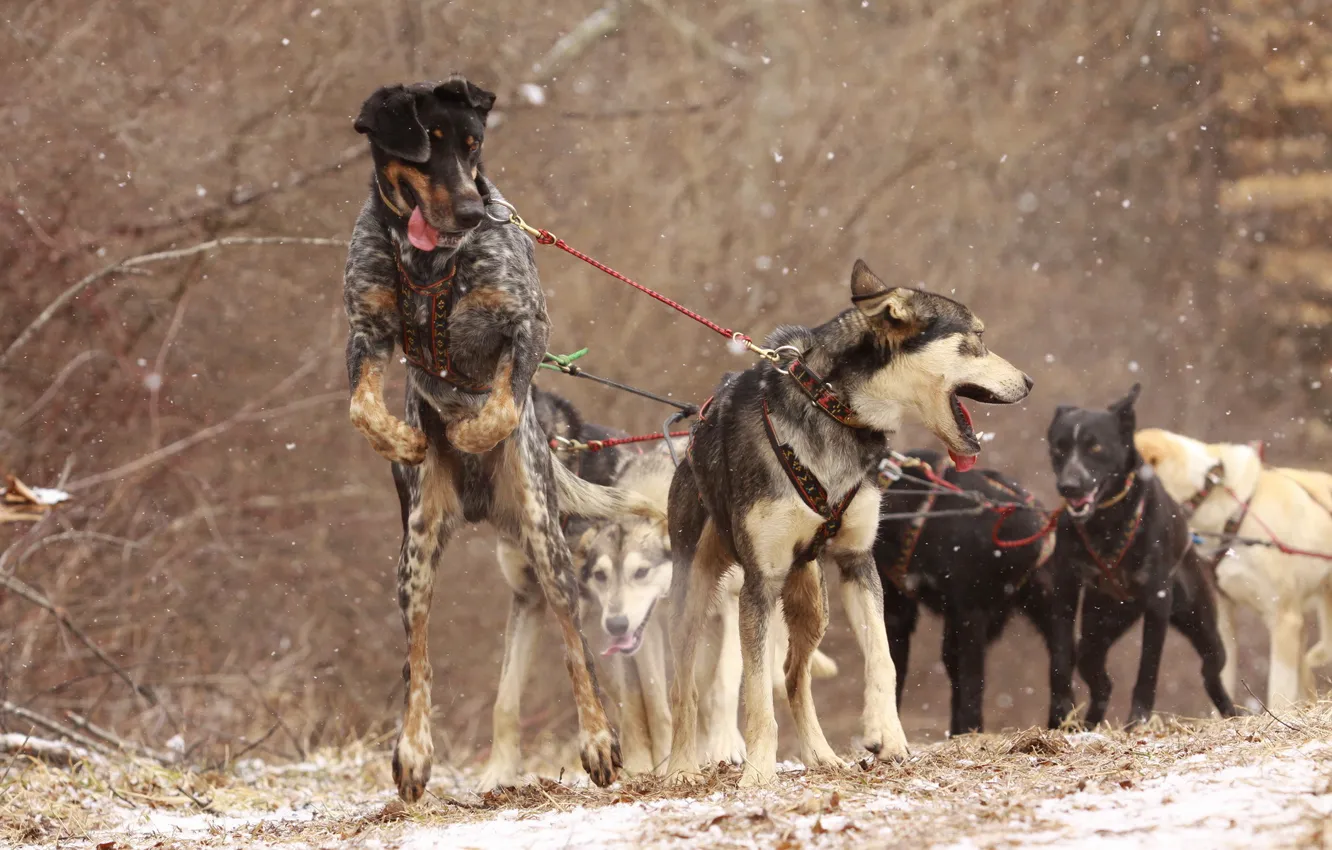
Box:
529, 0, 630, 81
65, 712, 171, 763
0, 732, 100, 766
0, 573, 156, 706
637, 0, 759, 72
0, 236, 346, 370
0, 701, 113, 756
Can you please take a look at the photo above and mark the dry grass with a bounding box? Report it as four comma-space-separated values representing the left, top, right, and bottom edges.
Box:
4, 702, 1332, 848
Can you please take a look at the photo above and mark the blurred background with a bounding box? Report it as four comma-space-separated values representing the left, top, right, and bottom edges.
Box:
2, 0, 1330, 767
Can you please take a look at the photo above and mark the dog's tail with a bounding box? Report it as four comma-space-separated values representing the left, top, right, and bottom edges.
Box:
810, 649, 840, 680
551, 453, 666, 521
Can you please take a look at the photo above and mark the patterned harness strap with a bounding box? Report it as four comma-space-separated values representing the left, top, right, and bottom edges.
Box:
759, 397, 859, 564
1180, 460, 1225, 517
783, 359, 865, 429
1071, 495, 1147, 601
394, 252, 491, 393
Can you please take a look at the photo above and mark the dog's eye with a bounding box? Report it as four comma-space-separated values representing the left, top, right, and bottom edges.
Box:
633, 567, 651, 581
593, 570, 608, 583
465, 135, 481, 153
1088, 443, 1102, 454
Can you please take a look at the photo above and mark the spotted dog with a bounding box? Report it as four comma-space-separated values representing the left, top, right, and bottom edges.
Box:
665, 261, 1032, 787
342, 78, 661, 802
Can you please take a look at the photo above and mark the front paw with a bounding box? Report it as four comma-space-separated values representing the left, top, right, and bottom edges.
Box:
579, 726, 622, 788
447, 403, 519, 454
351, 409, 427, 465
862, 716, 909, 763
392, 731, 434, 803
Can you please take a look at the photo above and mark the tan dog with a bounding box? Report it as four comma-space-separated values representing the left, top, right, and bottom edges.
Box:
1136, 427, 1332, 708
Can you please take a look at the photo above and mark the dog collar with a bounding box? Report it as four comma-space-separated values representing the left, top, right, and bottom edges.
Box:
1095, 470, 1138, 511
1070, 495, 1146, 601
783, 357, 867, 429
1179, 461, 1225, 517
376, 175, 408, 218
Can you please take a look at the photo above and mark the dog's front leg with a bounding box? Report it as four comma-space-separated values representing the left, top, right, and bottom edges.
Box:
696, 575, 745, 767
1127, 591, 1171, 727
449, 312, 546, 454
1268, 601, 1307, 710
945, 613, 989, 735
390, 450, 459, 802
635, 618, 674, 773
737, 566, 782, 787
1046, 563, 1081, 729
348, 352, 428, 465
833, 549, 909, 763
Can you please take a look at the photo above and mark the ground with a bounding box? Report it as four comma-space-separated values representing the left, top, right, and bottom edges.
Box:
5, 705, 1332, 850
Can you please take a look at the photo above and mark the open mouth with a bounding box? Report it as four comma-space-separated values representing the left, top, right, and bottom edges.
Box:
1065, 491, 1096, 518
400, 183, 475, 252
601, 601, 655, 657
947, 390, 981, 472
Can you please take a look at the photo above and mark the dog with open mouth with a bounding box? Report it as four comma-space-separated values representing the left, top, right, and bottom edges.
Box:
663, 260, 1032, 787
1044, 385, 1236, 728
343, 78, 664, 802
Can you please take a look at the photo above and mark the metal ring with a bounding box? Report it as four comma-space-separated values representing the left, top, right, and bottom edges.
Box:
484, 197, 518, 222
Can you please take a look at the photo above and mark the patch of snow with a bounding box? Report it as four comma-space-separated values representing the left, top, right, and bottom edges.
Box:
28, 487, 71, 506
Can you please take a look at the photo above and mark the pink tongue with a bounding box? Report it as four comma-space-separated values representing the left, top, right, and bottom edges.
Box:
407, 207, 439, 251
949, 399, 978, 472
601, 636, 636, 657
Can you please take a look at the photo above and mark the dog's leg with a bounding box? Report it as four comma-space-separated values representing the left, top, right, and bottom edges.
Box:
1169, 585, 1238, 717
476, 542, 546, 791
616, 656, 655, 776
883, 586, 919, 710
666, 521, 727, 783
1075, 595, 1140, 727
945, 613, 989, 735
1268, 601, 1307, 710
781, 559, 843, 769
696, 573, 745, 767
1302, 587, 1332, 697
737, 564, 782, 788
497, 434, 621, 787
1127, 592, 1172, 727
390, 449, 461, 803
833, 549, 910, 763
1046, 565, 1082, 729
636, 617, 673, 773
1215, 590, 1241, 700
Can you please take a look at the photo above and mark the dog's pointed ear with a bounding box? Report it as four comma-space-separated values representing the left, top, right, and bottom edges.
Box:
850, 259, 913, 323
434, 77, 497, 117
1053, 404, 1077, 421
1109, 382, 1142, 435
354, 86, 430, 162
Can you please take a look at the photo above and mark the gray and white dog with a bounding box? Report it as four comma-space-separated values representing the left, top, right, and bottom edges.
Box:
664, 260, 1033, 787
341, 78, 660, 802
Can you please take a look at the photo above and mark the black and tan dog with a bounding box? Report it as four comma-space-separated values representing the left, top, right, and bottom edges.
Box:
1045, 385, 1236, 728
664, 261, 1033, 786
342, 78, 661, 801
877, 449, 1056, 736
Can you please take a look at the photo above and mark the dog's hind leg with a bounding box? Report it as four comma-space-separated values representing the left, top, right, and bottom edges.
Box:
390, 449, 462, 803
781, 559, 843, 769
1074, 594, 1140, 727
1170, 584, 1238, 717
495, 432, 621, 788
614, 656, 655, 775
1302, 586, 1332, 696
665, 520, 728, 782
635, 617, 673, 773
944, 613, 989, 735
736, 562, 782, 788
1268, 601, 1307, 709
697, 571, 745, 768
475, 542, 546, 791
1214, 590, 1241, 700
883, 585, 919, 710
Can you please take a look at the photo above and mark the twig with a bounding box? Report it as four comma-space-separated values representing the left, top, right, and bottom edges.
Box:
637, 0, 760, 71
0, 574, 157, 706
4, 350, 106, 432
174, 783, 215, 812
0, 235, 345, 370
529, 0, 629, 80
64, 712, 171, 763
244, 672, 308, 760
1240, 680, 1302, 732
0, 701, 113, 755
0, 732, 97, 766
8, 531, 141, 573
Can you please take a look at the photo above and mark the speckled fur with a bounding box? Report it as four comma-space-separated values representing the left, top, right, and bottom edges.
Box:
343, 79, 632, 802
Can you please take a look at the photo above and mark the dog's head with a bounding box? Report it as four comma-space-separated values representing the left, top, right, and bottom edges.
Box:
839, 260, 1032, 471
1047, 383, 1141, 518
1136, 427, 1225, 505
573, 520, 672, 657
354, 77, 496, 252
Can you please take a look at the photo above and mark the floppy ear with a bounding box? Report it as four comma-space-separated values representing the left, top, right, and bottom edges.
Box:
354, 86, 430, 162
434, 77, 497, 117
850, 259, 912, 323
1109, 382, 1142, 435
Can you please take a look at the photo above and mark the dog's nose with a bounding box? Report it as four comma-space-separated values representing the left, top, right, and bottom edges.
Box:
454, 197, 485, 230
605, 615, 630, 637
1023, 373, 1035, 392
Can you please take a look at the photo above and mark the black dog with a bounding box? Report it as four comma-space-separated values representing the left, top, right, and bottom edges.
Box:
877, 449, 1056, 735
1045, 384, 1236, 728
